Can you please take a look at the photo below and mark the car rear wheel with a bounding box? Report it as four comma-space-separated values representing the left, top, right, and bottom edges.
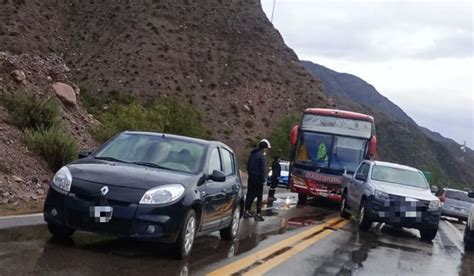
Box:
340, 194, 351, 219
47, 223, 75, 239
220, 206, 241, 241
357, 200, 372, 231
173, 210, 196, 259
420, 226, 438, 242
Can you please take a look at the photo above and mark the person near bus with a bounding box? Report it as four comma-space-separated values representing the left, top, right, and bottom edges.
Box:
267, 156, 281, 201
244, 139, 271, 221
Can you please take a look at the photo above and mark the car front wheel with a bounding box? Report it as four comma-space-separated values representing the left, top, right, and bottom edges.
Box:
358, 200, 372, 231
220, 206, 241, 241
47, 223, 75, 239
174, 210, 197, 259
420, 226, 438, 241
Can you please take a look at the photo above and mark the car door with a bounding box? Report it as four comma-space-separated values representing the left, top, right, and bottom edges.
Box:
219, 147, 240, 226
348, 162, 368, 211
200, 147, 227, 231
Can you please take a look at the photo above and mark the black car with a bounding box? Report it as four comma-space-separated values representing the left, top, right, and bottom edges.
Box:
44, 131, 244, 258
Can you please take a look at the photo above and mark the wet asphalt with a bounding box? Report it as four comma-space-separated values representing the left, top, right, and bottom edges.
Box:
0, 191, 473, 276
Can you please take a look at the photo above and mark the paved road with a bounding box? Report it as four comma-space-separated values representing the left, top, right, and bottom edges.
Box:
0, 192, 473, 275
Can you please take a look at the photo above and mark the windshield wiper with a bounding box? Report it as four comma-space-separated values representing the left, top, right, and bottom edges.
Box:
131, 161, 179, 172
95, 156, 129, 163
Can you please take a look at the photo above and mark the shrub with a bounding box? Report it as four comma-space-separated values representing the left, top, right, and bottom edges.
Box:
160, 98, 210, 140
92, 102, 167, 142
3, 92, 60, 130
24, 126, 79, 171
267, 114, 301, 160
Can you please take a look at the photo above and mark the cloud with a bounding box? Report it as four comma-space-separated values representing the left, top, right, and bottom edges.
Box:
261, 0, 474, 147
263, 0, 473, 61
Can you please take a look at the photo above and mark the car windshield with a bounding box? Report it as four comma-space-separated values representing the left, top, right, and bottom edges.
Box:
371, 165, 428, 189
95, 133, 206, 174
445, 190, 474, 203
296, 132, 366, 173
280, 163, 290, 171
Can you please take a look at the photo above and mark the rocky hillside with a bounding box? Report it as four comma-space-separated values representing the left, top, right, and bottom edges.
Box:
1, 0, 330, 159
303, 61, 474, 188
0, 52, 98, 213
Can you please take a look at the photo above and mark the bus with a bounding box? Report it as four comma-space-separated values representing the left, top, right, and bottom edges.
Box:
288, 108, 377, 203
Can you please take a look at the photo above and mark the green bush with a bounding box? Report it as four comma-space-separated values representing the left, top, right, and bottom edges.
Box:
160, 99, 210, 140
268, 114, 301, 160
92, 102, 166, 142
92, 98, 210, 142
25, 126, 79, 171
4, 92, 60, 130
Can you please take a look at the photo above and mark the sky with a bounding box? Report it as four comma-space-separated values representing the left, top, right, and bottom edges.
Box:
261, 0, 473, 148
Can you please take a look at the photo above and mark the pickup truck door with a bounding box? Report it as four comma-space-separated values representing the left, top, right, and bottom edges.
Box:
348, 162, 369, 211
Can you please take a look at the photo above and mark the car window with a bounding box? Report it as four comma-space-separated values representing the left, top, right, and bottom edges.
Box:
371, 165, 428, 189
221, 148, 236, 176
356, 163, 367, 176
208, 148, 222, 175
445, 190, 474, 203
95, 133, 206, 174
361, 163, 370, 178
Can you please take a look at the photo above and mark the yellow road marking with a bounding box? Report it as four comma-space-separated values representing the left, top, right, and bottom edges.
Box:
206, 216, 345, 276
242, 219, 349, 276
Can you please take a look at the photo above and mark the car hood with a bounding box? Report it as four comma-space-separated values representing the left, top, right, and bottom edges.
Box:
371, 180, 437, 202
68, 159, 198, 190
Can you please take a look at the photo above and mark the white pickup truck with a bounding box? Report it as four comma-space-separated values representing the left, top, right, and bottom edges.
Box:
340, 160, 441, 241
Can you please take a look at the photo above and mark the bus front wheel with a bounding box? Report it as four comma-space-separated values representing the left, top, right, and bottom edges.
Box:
297, 193, 307, 205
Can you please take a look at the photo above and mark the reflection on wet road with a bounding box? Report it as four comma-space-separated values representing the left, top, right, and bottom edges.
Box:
1, 193, 473, 275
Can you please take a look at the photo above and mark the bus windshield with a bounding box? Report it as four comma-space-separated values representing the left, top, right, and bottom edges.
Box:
296, 131, 367, 173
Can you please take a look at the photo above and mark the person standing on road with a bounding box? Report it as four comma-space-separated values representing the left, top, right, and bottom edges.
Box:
244, 139, 271, 221
267, 156, 281, 201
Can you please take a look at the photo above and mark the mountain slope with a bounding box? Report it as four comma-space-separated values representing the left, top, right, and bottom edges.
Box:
1, 0, 330, 159
303, 61, 474, 188
302, 61, 415, 124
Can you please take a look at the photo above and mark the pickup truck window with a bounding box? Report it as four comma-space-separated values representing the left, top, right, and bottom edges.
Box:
371, 165, 428, 189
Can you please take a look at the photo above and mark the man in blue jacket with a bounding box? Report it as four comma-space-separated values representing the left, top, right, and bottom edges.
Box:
244, 139, 271, 221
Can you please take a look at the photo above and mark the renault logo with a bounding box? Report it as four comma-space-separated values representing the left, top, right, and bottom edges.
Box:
100, 186, 109, 196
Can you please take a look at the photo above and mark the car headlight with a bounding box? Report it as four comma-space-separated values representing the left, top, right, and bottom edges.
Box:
52, 166, 72, 192
374, 190, 390, 201
139, 184, 185, 205
429, 200, 440, 209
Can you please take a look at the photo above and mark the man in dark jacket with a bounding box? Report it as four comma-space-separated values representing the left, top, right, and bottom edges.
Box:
244, 139, 271, 221
267, 156, 281, 201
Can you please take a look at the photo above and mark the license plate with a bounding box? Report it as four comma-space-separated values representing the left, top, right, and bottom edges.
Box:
405, 211, 417, 218
89, 206, 113, 223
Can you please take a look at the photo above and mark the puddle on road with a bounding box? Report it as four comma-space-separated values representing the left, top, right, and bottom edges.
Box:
0, 194, 340, 275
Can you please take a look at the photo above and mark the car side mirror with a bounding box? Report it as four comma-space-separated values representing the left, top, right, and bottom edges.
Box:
355, 173, 367, 182
78, 150, 92, 159
209, 170, 226, 182
430, 185, 439, 194
468, 192, 474, 198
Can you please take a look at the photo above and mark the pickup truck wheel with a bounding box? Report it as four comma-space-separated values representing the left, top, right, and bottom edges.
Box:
357, 200, 372, 231
340, 194, 351, 219
420, 226, 438, 242
464, 225, 474, 250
